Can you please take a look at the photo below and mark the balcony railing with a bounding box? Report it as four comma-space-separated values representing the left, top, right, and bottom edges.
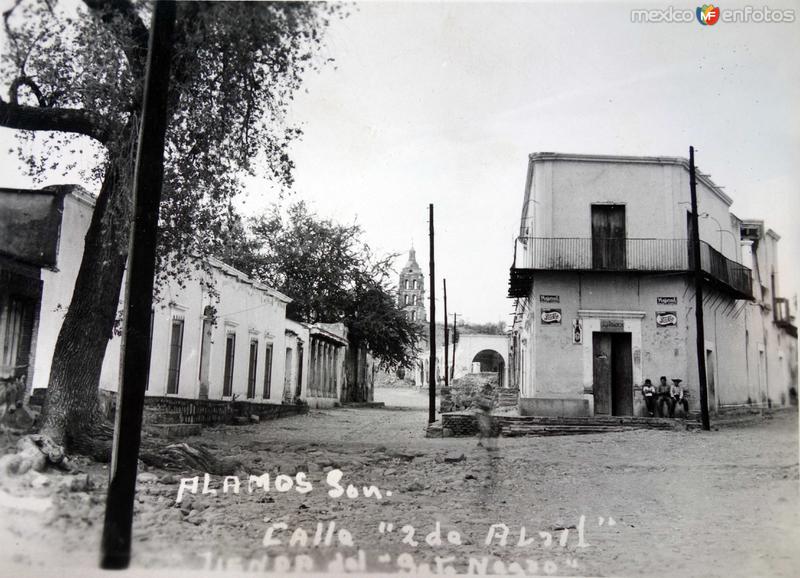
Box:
697, 242, 752, 300
520, 238, 689, 271
508, 237, 753, 300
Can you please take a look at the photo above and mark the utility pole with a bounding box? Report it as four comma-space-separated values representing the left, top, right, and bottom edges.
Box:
689, 146, 711, 431
443, 279, 449, 388
101, 1, 177, 569
451, 313, 458, 380
428, 204, 436, 423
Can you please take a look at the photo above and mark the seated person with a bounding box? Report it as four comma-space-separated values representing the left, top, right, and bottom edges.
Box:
641, 378, 656, 417
656, 376, 671, 417
669, 379, 689, 417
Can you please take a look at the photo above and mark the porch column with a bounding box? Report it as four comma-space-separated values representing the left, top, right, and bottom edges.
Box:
327, 344, 334, 397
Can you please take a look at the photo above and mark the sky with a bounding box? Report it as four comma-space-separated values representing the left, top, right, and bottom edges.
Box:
2, 1, 799, 324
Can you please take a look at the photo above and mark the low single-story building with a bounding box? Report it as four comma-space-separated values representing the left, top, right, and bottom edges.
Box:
1, 184, 353, 411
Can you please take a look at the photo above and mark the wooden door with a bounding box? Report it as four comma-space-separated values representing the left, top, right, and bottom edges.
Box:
592, 205, 626, 269
247, 340, 258, 399
592, 333, 612, 415
706, 349, 716, 411
295, 344, 304, 399
687, 211, 695, 269
0, 295, 34, 380
610, 333, 633, 415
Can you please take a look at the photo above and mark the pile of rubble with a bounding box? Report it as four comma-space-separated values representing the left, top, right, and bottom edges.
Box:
373, 370, 416, 388
439, 372, 499, 413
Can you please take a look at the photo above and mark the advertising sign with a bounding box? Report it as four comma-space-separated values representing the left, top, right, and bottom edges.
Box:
656, 311, 678, 326
600, 319, 625, 332
572, 319, 582, 343
540, 308, 562, 324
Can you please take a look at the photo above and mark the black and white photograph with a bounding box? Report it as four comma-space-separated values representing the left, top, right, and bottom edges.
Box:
0, 1, 798, 577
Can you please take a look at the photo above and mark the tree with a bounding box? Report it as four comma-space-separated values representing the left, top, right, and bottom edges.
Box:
0, 0, 338, 454
226, 201, 422, 372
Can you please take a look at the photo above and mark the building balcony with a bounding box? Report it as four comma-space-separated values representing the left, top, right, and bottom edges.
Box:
774, 297, 798, 338
508, 237, 753, 300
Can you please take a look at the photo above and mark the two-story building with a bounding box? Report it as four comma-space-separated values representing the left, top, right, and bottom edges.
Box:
508, 153, 796, 418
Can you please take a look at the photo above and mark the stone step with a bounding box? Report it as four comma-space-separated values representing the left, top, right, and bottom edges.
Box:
425, 420, 444, 438
143, 410, 183, 425
340, 401, 386, 409
497, 390, 520, 408
147, 423, 201, 438
502, 425, 628, 437
498, 415, 696, 429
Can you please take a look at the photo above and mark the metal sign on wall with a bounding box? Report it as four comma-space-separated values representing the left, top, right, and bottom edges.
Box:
600, 319, 625, 332
539, 294, 560, 303
656, 311, 678, 326
657, 296, 678, 305
540, 308, 562, 324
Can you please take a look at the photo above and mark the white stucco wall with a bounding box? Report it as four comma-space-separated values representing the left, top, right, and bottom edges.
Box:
32, 192, 94, 391
32, 189, 294, 404
282, 319, 309, 403
98, 262, 291, 403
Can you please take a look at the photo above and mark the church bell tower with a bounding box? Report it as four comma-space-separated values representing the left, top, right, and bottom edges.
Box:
398, 247, 426, 323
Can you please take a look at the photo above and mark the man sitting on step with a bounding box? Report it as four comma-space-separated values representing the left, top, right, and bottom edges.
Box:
669, 379, 689, 418
656, 376, 672, 417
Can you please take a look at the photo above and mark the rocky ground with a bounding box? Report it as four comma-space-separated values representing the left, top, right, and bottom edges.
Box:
1, 389, 798, 577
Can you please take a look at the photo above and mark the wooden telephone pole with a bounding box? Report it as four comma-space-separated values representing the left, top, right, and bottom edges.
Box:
101, 1, 176, 569
443, 279, 449, 388
451, 312, 458, 380
428, 204, 436, 423
689, 146, 711, 431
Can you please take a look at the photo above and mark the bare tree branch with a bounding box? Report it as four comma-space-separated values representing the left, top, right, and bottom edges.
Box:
9, 75, 46, 106
0, 97, 111, 143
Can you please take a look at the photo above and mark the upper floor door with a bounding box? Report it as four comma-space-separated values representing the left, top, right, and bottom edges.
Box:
591, 204, 626, 269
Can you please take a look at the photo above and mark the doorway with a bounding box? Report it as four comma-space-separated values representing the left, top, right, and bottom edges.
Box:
471, 349, 505, 387
706, 349, 716, 411
295, 344, 304, 399
592, 332, 633, 415
591, 204, 626, 269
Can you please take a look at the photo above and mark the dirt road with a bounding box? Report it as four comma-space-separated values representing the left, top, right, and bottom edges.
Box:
1, 393, 797, 577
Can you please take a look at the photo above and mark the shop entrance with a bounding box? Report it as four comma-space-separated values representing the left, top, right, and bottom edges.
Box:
592, 332, 633, 416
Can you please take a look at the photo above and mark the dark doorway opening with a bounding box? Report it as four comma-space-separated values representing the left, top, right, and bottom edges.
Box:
472, 349, 505, 387
706, 348, 716, 411
592, 332, 633, 415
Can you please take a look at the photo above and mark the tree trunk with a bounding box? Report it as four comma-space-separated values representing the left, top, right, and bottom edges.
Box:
27, 149, 236, 475
344, 337, 357, 403
39, 155, 133, 450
